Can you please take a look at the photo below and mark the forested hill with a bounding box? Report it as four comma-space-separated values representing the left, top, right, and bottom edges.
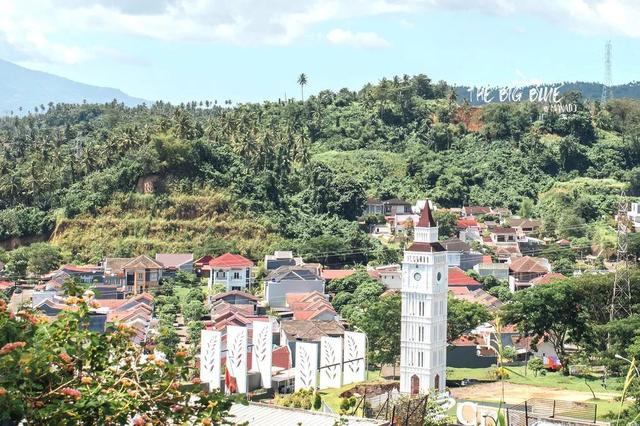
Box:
0, 74, 639, 263
455, 81, 640, 105
0, 59, 145, 116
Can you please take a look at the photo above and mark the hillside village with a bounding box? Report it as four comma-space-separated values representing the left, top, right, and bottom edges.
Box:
2, 196, 639, 423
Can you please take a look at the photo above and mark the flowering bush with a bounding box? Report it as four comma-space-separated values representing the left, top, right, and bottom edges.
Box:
0, 283, 239, 425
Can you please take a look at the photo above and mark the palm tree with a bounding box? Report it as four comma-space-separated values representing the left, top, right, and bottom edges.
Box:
297, 73, 308, 102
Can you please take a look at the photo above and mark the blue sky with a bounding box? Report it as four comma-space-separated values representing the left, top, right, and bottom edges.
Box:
1, 0, 639, 103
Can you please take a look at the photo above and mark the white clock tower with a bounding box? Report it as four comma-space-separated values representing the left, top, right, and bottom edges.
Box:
400, 200, 448, 394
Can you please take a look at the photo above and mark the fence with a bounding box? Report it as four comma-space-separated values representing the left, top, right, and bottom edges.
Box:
506, 398, 597, 426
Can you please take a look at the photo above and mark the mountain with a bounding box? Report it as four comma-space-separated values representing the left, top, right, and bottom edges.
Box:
0, 59, 146, 115
455, 81, 640, 106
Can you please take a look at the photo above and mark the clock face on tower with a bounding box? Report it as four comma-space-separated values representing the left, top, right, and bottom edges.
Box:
413, 272, 422, 282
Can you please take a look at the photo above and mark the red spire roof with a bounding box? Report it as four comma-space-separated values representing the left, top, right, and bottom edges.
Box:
417, 200, 437, 228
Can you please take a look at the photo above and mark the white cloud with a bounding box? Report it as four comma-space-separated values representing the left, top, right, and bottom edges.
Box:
326, 28, 391, 48
1, 0, 640, 66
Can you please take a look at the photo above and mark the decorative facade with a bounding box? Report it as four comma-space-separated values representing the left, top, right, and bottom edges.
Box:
400, 200, 448, 394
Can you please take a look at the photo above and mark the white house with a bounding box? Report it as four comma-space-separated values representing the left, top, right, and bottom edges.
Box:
203, 253, 254, 292
629, 202, 640, 232
400, 200, 448, 394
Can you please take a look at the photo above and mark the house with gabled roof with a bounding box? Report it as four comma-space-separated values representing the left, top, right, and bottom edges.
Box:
122, 255, 164, 294
461, 206, 492, 218
155, 253, 194, 276
530, 272, 566, 286
203, 253, 254, 293
440, 237, 483, 270
448, 267, 482, 291
508, 256, 551, 292
283, 291, 337, 321
264, 251, 304, 271
264, 265, 325, 308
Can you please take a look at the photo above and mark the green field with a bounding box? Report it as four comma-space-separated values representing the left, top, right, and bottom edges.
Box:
447, 366, 623, 393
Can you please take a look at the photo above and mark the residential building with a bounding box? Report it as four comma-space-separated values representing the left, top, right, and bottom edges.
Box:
452, 288, 503, 311
440, 237, 483, 270
122, 255, 164, 294
102, 255, 163, 294
461, 206, 491, 218
471, 260, 507, 281
364, 198, 384, 215
280, 320, 345, 363
629, 202, 640, 232
210, 290, 259, 309
508, 218, 543, 236
285, 292, 337, 321
490, 227, 518, 245
530, 272, 567, 286
494, 245, 521, 263
203, 253, 254, 292
508, 256, 550, 292
447, 267, 482, 291
264, 251, 303, 271
382, 198, 412, 215
264, 266, 325, 308
322, 269, 356, 283
368, 264, 402, 289
55, 265, 104, 284
457, 218, 481, 242
400, 200, 447, 394
193, 255, 214, 277
155, 253, 194, 276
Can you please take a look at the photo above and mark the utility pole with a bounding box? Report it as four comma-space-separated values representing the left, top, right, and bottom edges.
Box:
610, 190, 632, 321
601, 40, 613, 104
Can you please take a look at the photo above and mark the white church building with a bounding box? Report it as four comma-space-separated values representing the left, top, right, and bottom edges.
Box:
400, 200, 448, 394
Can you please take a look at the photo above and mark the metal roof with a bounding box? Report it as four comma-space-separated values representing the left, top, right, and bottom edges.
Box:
227, 402, 389, 425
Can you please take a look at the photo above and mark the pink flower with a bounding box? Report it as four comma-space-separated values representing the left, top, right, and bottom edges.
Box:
61, 387, 81, 400
170, 404, 183, 413
0, 341, 26, 355
58, 352, 73, 364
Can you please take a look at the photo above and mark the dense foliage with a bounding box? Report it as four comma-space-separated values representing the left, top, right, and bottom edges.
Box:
1, 75, 639, 263
0, 282, 235, 425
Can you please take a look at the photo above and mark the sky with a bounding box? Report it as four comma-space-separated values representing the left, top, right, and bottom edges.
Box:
0, 0, 639, 104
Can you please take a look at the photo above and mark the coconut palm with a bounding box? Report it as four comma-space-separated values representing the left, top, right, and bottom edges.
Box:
297, 73, 308, 102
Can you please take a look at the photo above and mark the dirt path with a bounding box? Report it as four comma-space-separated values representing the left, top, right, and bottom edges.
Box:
451, 382, 619, 404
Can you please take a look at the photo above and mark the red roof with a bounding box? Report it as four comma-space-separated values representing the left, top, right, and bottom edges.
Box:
448, 267, 481, 287
417, 200, 437, 227
448, 286, 471, 296
457, 218, 478, 229
194, 255, 214, 267
509, 256, 548, 274
406, 242, 446, 252
207, 253, 254, 268
322, 269, 356, 280
482, 255, 493, 264
0, 280, 14, 290
530, 272, 566, 285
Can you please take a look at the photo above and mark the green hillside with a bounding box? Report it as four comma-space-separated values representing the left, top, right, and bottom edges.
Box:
0, 74, 639, 264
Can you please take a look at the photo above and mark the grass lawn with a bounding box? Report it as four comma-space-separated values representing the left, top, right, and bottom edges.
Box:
320, 370, 384, 414
449, 366, 626, 421
173, 285, 208, 304
448, 366, 623, 393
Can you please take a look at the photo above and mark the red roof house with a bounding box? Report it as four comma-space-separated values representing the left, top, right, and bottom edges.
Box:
206, 253, 254, 268
447, 267, 482, 290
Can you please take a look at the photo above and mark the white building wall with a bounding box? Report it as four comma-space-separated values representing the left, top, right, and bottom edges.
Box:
400, 226, 448, 394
